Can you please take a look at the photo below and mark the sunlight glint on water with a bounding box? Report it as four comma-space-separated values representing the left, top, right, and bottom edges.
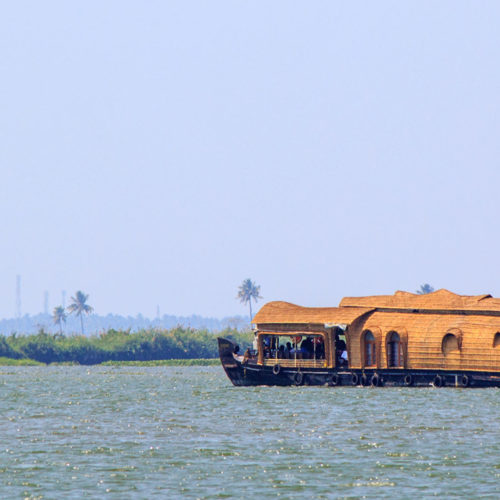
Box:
0, 366, 498, 498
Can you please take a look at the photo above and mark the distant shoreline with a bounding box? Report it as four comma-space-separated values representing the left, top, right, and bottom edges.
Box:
0, 357, 220, 367
0, 312, 248, 336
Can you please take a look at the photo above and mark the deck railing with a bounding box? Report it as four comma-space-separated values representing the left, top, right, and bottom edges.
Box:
263, 358, 327, 369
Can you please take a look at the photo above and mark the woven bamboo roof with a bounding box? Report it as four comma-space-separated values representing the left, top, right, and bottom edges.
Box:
252, 301, 373, 325
253, 290, 500, 327
339, 289, 500, 313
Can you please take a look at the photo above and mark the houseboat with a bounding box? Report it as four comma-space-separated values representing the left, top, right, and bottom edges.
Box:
218, 289, 500, 387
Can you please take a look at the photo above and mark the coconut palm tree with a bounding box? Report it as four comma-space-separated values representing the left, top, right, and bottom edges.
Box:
67, 291, 94, 335
416, 283, 435, 295
52, 306, 67, 335
237, 279, 262, 322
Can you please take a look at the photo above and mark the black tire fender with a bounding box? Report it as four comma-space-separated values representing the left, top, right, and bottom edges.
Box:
460, 374, 469, 388
294, 371, 304, 386
370, 374, 381, 387
272, 364, 281, 376
328, 374, 339, 387
434, 374, 444, 387
403, 374, 413, 387
351, 373, 359, 386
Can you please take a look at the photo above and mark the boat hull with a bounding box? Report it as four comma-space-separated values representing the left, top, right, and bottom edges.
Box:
218, 338, 500, 388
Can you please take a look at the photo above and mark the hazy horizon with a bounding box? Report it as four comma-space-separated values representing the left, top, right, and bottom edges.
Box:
2, 2, 500, 318
4, 280, 438, 319
0, 308, 249, 335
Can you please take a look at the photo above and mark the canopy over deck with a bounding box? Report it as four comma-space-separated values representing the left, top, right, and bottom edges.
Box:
252, 301, 373, 326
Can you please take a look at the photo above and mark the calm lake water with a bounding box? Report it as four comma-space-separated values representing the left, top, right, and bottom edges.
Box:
0, 366, 498, 499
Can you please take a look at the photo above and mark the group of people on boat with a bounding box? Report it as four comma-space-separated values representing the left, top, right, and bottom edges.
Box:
336, 339, 348, 367
262, 335, 325, 360
237, 331, 349, 367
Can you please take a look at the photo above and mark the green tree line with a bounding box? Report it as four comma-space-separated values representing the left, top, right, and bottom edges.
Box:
0, 327, 252, 365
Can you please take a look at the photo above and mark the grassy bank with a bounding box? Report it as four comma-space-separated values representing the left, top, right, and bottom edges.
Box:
0, 356, 44, 366
0, 357, 220, 367
0, 327, 251, 365
101, 359, 220, 366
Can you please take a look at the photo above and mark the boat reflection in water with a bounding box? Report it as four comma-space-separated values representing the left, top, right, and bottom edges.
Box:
219, 289, 500, 388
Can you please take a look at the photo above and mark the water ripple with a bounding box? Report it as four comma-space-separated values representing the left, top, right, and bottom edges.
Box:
0, 366, 498, 498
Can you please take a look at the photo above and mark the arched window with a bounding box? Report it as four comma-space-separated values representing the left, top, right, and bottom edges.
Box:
442, 333, 459, 356
387, 331, 402, 367
364, 330, 376, 367
494, 332, 500, 348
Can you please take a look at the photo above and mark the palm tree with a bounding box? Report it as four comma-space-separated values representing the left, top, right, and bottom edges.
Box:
237, 279, 262, 322
52, 306, 67, 335
67, 291, 94, 335
416, 283, 435, 295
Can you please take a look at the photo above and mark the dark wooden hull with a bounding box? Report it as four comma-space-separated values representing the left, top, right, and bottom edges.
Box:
218, 338, 500, 388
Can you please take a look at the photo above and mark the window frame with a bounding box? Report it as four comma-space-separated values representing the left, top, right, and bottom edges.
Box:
493, 332, 500, 348
386, 331, 403, 368
363, 330, 377, 368
442, 333, 460, 356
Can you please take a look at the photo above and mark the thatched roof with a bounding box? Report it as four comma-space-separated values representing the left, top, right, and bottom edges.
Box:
253, 290, 500, 327
340, 289, 500, 313
252, 301, 373, 325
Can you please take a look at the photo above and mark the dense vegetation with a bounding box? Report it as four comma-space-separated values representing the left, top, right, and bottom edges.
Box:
0, 327, 252, 365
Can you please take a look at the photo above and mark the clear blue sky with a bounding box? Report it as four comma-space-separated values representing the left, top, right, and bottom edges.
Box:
1, 1, 500, 318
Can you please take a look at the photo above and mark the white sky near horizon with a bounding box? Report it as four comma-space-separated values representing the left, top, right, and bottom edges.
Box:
1, 1, 500, 319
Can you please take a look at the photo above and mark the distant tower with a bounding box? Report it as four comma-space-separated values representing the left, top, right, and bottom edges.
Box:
43, 291, 49, 315
16, 275, 21, 318
62, 290, 66, 308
